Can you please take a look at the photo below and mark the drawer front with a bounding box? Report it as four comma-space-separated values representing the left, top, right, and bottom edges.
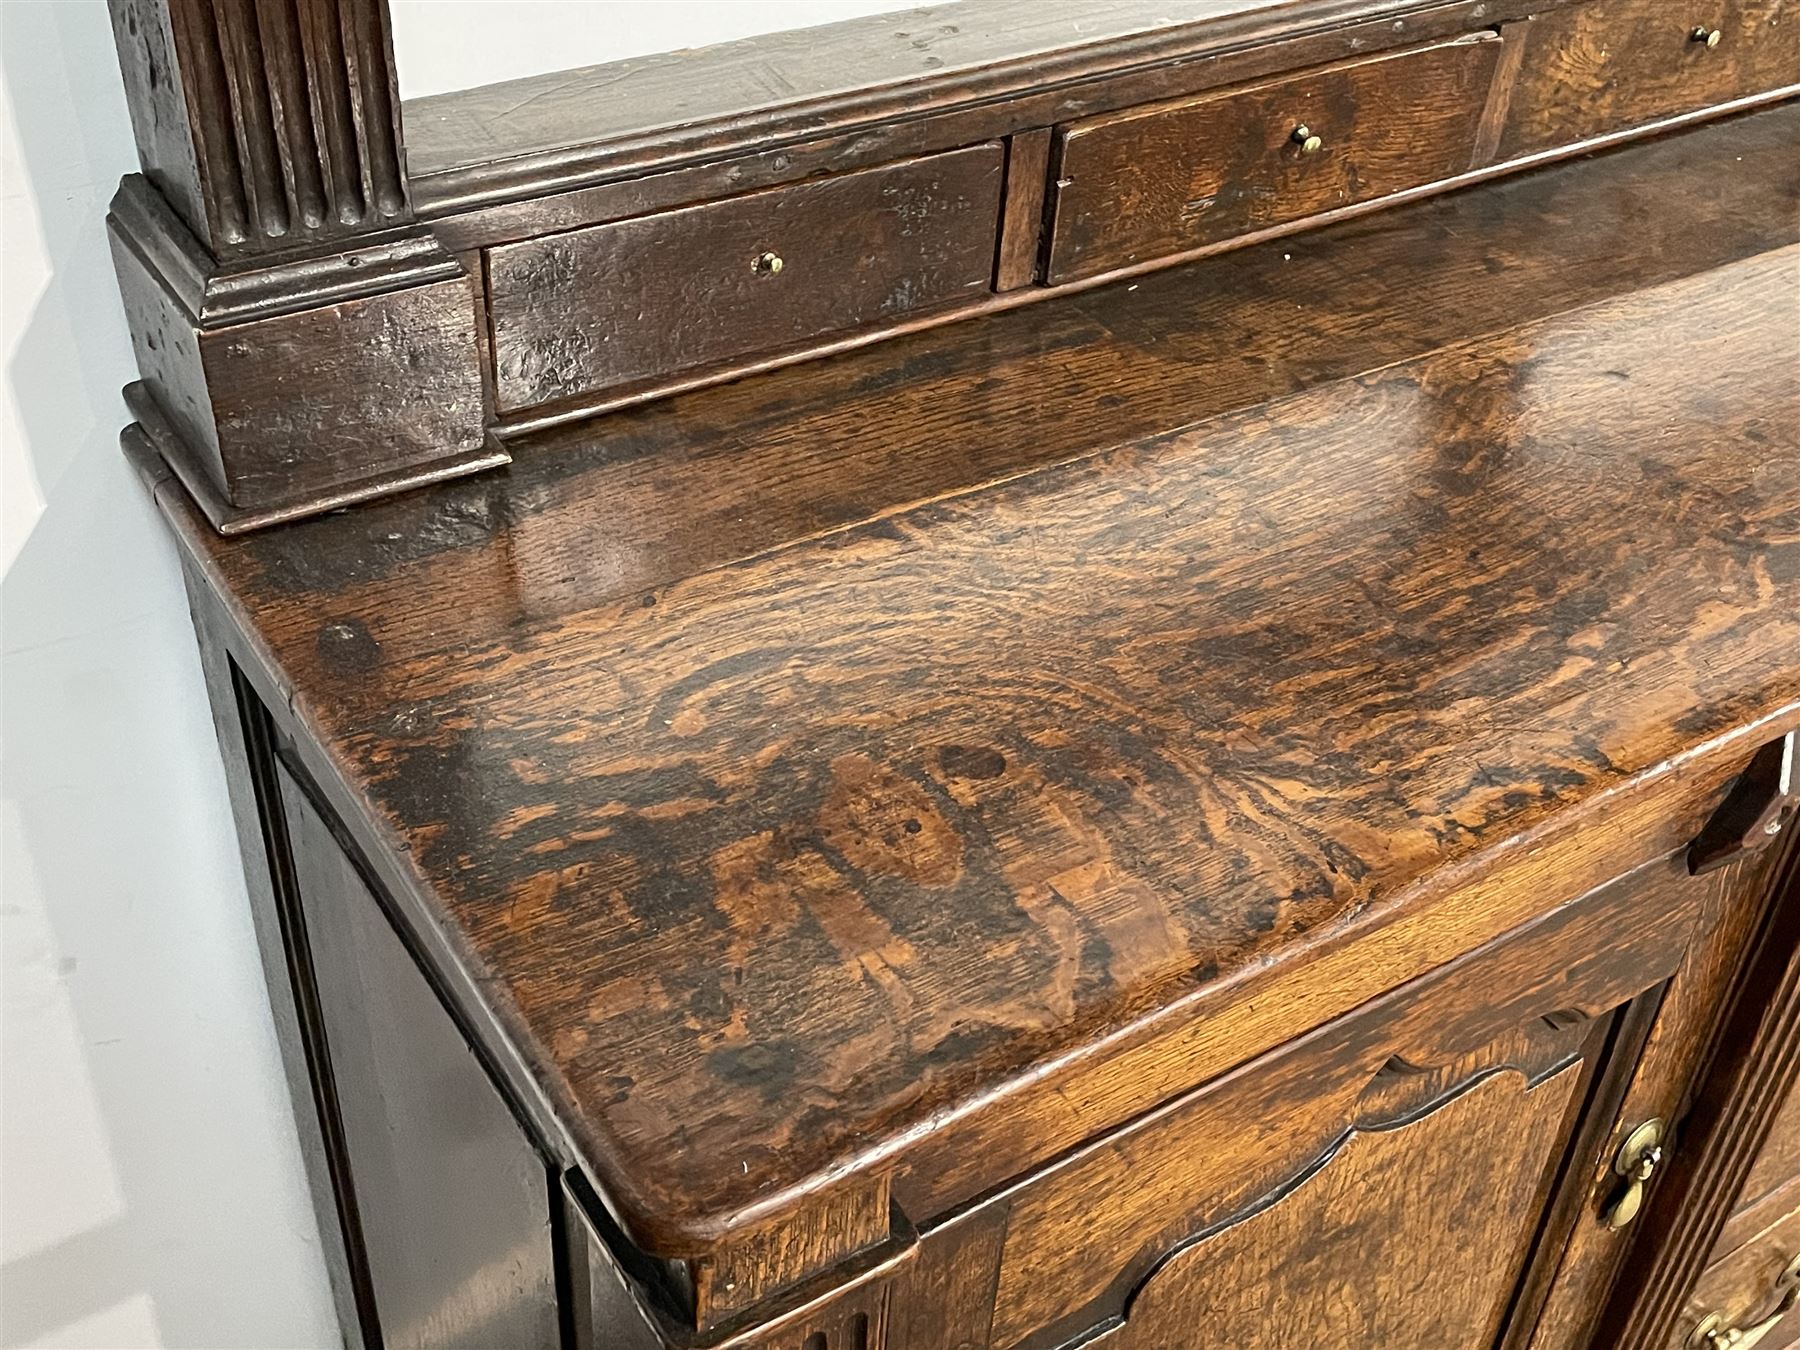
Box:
1680, 1208, 1800, 1350
1043, 33, 1502, 285
487, 145, 1006, 412
1738, 1082, 1800, 1228
1500, 0, 1800, 162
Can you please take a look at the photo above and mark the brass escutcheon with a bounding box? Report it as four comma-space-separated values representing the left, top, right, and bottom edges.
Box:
1601, 1117, 1666, 1231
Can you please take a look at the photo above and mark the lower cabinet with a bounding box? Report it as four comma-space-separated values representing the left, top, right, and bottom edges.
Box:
251, 703, 1797, 1350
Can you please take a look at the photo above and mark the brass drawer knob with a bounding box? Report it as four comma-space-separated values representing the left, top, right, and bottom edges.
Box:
1691, 1254, 1800, 1348
1601, 1117, 1666, 1231
752, 250, 784, 276
1693, 24, 1724, 48
1291, 124, 1324, 155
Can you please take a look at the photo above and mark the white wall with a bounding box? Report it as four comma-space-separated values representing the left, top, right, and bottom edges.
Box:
389, 1, 923, 99
0, 3, 927, 1347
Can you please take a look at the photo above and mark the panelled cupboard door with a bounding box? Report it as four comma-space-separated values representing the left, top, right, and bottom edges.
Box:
1083, 1063, 1590, 1349
906, 854, 1718, 1350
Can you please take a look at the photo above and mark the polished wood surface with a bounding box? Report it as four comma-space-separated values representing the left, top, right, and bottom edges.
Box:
1603, 840, 1800, 1348
401, 0, 1546, 208
1523, 841, 1800, 1350
160, 105, 1800, 669
1096, 1069, 1584, 1348
136, 97, 1800, 1274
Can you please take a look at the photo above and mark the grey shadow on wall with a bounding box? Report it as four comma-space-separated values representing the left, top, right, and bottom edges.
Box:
0, 3, 334, 1346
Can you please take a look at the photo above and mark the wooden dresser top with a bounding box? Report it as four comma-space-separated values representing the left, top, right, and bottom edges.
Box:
145, 107, 1800, 1254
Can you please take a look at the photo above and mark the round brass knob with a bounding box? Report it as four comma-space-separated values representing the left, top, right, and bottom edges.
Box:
752, 251, 784, 276
1693, 24, 1723, 48
1292, 124, 1324, 155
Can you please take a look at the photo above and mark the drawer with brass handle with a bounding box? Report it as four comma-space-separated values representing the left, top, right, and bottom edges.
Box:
1041, 32, 1503, 285
1682, 1211, 1800, 1350
1499, 0, 1800, 163
486, 144, 1006, 413
1690, 1254, 1800, 1348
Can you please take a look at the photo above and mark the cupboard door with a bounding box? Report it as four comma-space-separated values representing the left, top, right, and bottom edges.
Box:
277, 766, 562, 1350
967, 853, 1706, 1350
1598, 825, 1800, 1350
1086, 1063, 1588, 1348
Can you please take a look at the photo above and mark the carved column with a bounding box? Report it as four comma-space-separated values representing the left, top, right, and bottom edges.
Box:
107, 0, 503, 532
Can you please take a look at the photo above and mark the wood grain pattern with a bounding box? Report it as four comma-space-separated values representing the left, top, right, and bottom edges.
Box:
1087, 1068, 1584, 1348
1045, 32, 1501, 282
1499, 0, 1800, 163
411, 0, 1547, 243
144, 119, 1800, 1264
1733, 1082, 1800, 1245
690, 1176, 891, 1330
104, 0, 494, 527
486, 146, 1005, 412
994, 130, 1052, 291
181, 106, 1800, 673
109, 0, 1800, 527
402, 0, 1558, 209
887, 1206, 1008, 1350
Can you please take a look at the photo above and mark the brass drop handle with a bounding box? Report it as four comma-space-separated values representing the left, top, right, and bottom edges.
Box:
1693, 24, 1724, 48
1602, 1118, 1666, 1231
1690, 1254, 1800, 1348
1291, 124, 1325, 155
752, 250, 784, 276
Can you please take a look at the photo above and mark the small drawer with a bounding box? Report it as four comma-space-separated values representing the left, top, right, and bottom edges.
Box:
1500, 0, 1800, 163
487, 144, 1006, 412
1679, 1207, 1800, 1350
1042, 32, 1503, 285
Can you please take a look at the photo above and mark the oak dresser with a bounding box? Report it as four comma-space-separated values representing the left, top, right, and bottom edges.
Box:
104, 1, 1800, 1346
